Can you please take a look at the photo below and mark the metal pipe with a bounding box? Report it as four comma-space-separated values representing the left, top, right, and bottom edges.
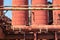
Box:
55, 32, 58, 40
1, 8, 60, 10
12, 25, 60, 32
34, 32, 37, 40
1, 5, 60, 7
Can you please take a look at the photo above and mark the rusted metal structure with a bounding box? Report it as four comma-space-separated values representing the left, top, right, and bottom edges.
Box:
12, 0, 28, 26
1, 0, 60, 40
0, 0, 5, 39
53, 0, 60, 25
32, 0, 48, 25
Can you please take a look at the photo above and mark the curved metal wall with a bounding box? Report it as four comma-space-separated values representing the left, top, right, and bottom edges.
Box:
53, 0, 60, 24
12, 0, 28, 26
0, 0, 3, 16
0, 0, 5, 38
32, 0, 48, 25
0, 0, 3, 6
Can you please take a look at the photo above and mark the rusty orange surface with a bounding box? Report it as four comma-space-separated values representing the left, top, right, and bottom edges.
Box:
32, 0, 48, 25
0, 0, 4, 38
53, 0, 60, 25
12, 0, 28, 25
12, 25, 60, 30
0, 0, 3, 6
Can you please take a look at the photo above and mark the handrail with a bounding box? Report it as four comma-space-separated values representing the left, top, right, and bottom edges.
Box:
0, 8, 60, 10
0, 4, 60, 7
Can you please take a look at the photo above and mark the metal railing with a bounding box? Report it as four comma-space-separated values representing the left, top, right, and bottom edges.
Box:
0, 5, 60, 10
0, 8, 60, 10
1, 4, 60, 7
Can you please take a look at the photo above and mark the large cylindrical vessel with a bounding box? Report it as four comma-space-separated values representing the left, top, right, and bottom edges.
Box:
12, 0, 28, 26
0, 0, 5, 38
53, 0, 60, 24
32, 0, 48, 25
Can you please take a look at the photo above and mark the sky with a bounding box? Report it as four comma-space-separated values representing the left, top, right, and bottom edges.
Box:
4, 0, 52, 19
4, 0, 12, 19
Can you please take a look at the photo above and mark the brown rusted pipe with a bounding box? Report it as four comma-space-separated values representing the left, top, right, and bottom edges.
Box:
1, 8, 60, 10
11, 25, 60, 32
1, 5, 60, 7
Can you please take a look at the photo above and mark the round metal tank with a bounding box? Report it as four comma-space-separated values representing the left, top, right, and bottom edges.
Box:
32, 0, 48, 25
53, 0, 60, 24
12, 0, 28, 26
0, 0, 4, 38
